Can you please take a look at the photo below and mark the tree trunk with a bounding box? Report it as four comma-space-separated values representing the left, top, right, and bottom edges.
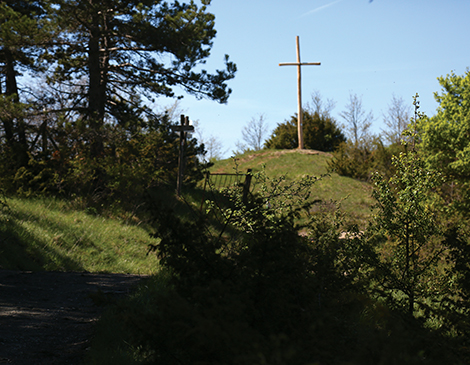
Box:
404, 223, 415, 317
87, 5, 108, 157
2, 47, 18, 145
2, 47, 28, 166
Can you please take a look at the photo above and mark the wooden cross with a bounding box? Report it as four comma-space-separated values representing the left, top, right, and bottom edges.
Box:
171, 114, 195, 196
279, 36, 321, 149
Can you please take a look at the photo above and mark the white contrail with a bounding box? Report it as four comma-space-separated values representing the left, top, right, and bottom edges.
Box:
301, 0, 344, 17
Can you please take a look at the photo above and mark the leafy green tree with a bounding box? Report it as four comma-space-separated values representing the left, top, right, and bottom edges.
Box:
48, 0, 236, 156
265, 110, 345, 152
418, 70, 470, 212
264, 115, 297, 149
356, 99, 463, 328
367, 150, 448, 317
0, 0, 233, 200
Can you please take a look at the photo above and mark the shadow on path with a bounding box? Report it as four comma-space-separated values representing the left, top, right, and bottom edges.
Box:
0, 270, 146, 364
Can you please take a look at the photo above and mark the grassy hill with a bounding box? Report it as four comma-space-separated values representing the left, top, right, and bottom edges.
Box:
209, 149, 374, 226
0, 149, 374, 274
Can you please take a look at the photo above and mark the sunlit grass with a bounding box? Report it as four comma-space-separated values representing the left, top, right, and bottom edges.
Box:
0, 197, 160, 274
209, 149, 375, 227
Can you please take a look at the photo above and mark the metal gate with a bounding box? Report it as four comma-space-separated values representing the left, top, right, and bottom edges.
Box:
200, 169, 253, 210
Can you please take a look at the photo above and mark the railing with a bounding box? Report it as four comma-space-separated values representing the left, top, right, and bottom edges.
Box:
200, 169, 252, 211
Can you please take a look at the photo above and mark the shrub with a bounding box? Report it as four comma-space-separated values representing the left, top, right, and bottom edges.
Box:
328, 138, 406, 181
89, 167, 465, 364
265, 111, 346, 152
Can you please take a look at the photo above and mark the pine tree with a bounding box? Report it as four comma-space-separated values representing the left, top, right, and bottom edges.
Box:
0, 0, 51, 166
48, 0, 236, 156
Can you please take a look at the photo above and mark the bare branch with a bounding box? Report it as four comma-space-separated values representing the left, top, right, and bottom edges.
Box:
339, 92, 374, 145
382, 94, 412, 145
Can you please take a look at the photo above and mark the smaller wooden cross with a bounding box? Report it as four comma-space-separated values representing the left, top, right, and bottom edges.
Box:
279, 36, 321, 149
171, 114, 195, 196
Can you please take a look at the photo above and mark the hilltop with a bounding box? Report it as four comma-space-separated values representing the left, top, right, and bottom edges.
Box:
210, 149, 375, 226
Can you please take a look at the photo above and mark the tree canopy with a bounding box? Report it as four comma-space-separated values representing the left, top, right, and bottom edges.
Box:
0, 0, 236, 203
418, 70, 470, 210
46, 0, 236, 155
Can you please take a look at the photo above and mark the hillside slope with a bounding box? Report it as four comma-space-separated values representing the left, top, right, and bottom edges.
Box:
210, 149, 374, 226
0, 197, 159, 273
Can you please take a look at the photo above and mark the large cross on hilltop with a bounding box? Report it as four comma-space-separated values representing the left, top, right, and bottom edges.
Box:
279, 36, 321, 149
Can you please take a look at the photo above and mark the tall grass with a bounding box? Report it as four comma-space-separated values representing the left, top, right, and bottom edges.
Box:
0, 197, 159, 274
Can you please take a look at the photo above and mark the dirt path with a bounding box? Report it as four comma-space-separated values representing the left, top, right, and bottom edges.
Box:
0, 270, 146, 364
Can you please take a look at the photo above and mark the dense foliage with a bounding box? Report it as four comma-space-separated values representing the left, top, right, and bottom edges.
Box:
418, 70, 470, 213
328, 94, 411, 181
367, 151, 450, 316
0, 0, 235, 207
0, 110, 208, 211
87, 78, 470, 362
265, 110, 346, 152
89, 165, 468, 364
327, 138, 406, 181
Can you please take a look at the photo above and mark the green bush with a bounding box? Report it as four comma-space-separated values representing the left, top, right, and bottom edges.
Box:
328, 138, 405, 181
265, 111, 346, 152
0, 116, 208, 213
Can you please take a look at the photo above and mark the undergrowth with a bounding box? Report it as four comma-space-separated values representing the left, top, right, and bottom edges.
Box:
87, 166, 465, 364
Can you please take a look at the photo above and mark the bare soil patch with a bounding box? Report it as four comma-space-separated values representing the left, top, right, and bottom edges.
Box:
0, 270, 146, 364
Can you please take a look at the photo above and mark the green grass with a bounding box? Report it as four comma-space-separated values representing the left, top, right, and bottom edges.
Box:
0, 149, 374, 273
0, 197, 159, 274
209, 149, 375, 226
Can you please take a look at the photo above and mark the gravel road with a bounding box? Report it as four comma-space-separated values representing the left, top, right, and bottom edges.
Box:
0, 270, 146, 364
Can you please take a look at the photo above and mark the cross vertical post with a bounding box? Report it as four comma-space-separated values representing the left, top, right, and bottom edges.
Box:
279, 36, 321, 149
171, 114, 194, 196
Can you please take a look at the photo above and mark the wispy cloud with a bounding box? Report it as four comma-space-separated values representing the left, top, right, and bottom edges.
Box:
301, 0, 344, 17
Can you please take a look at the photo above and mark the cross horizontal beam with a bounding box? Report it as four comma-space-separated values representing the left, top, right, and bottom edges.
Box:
279, 62, 321, 66
171, 125, 194, 132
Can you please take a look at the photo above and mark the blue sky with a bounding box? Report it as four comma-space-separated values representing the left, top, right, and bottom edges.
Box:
171, 0, 470, 157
